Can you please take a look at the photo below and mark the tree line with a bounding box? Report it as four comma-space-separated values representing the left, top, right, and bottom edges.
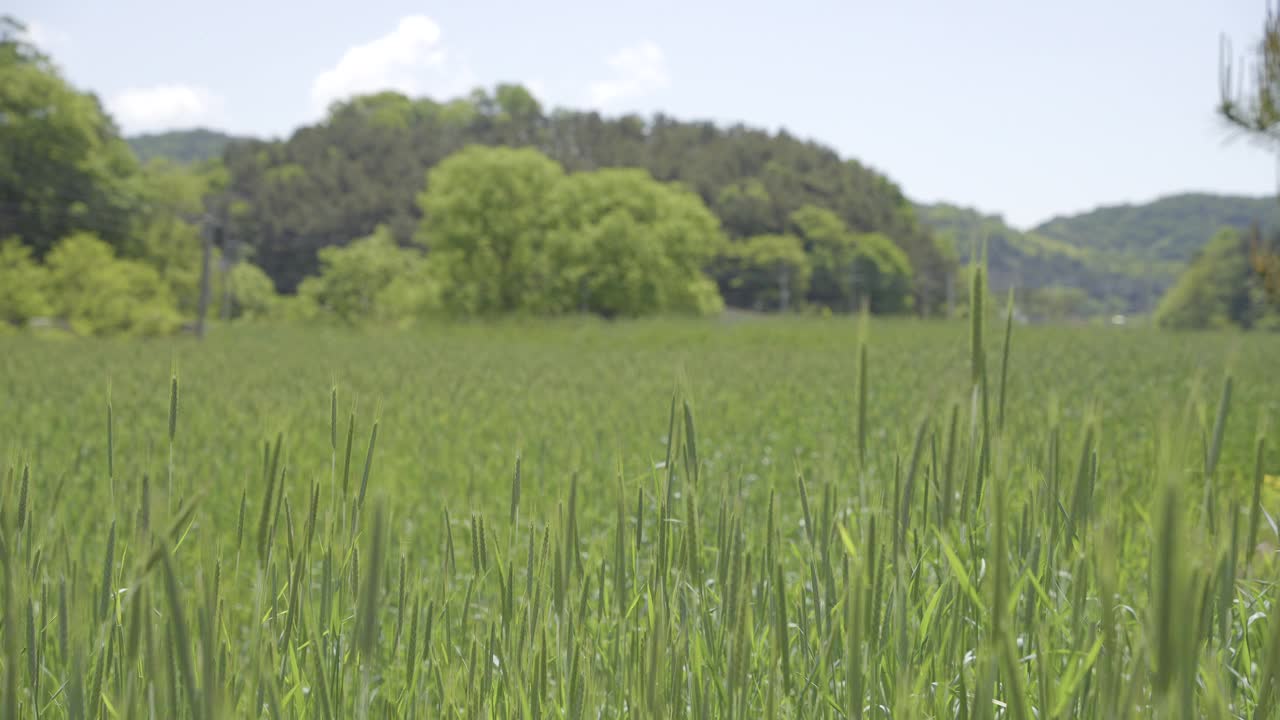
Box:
218, 85, 956, 315
1, 14, 964, 334
0, 17, 240, 335
8, 7, 1280, 335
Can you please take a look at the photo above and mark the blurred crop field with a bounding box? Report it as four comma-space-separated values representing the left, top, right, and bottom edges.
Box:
2, 317, 1280, 717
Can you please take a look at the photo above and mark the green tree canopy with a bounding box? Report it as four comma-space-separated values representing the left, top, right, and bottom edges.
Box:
127, 129, 243, 165
0, 17, 143, 256
1154, 228, 1269, 330
715, 179, 776, 238
550, 168, 726, 317
298, 225, 441, 324
0, 237, 50, 328
852, 231, 915, 314
418, 146, 725, 318
132, 158, 224, 313
417, 146, 565, 315
219, 83, 951, 310
43, 232, 183, 336
223, 261, 279, 321
790, 205, 914, 312
717, 234, 811, 312
790, 205, 859, 311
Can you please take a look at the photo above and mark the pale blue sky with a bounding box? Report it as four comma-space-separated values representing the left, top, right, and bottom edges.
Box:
14, 0, 1279, 227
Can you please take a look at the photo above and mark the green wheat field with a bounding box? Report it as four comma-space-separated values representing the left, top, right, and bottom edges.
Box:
2, 309, 1280, 718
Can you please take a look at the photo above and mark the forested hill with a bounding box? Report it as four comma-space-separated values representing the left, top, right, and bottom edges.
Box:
914, 204, 1086, 284
1031, 193, 1280, 269
914, 203, 1167, 314
215, 87, 954, 302
917, 193, 1280, 315
127, 96, 1279, 319
127, 128, 244, 164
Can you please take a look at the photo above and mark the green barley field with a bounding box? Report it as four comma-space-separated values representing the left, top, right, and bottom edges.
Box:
2, 312, 1279, 718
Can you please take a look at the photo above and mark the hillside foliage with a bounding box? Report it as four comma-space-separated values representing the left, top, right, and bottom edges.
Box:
1156, 227, 1280, 330
127, 128, 244, 165
218, 87, 954, 313
914, 199, 1277, 317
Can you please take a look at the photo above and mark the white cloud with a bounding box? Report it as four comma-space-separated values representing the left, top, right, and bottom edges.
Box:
311, 15, 474, 112
588, 42, 670, 108
109, 85, 222, 133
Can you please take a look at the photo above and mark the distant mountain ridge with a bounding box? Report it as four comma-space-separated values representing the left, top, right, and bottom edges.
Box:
1030, 192, 1280, 267
916, 192, 1279, 315
913, 203, 1158, 314
127, 128, 248, 165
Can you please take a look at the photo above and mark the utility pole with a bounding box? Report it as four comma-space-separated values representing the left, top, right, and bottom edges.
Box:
220, 227, 238, 321
195, 217, 217, 339
847, 262, 857, 314
778, 264, 791, 312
